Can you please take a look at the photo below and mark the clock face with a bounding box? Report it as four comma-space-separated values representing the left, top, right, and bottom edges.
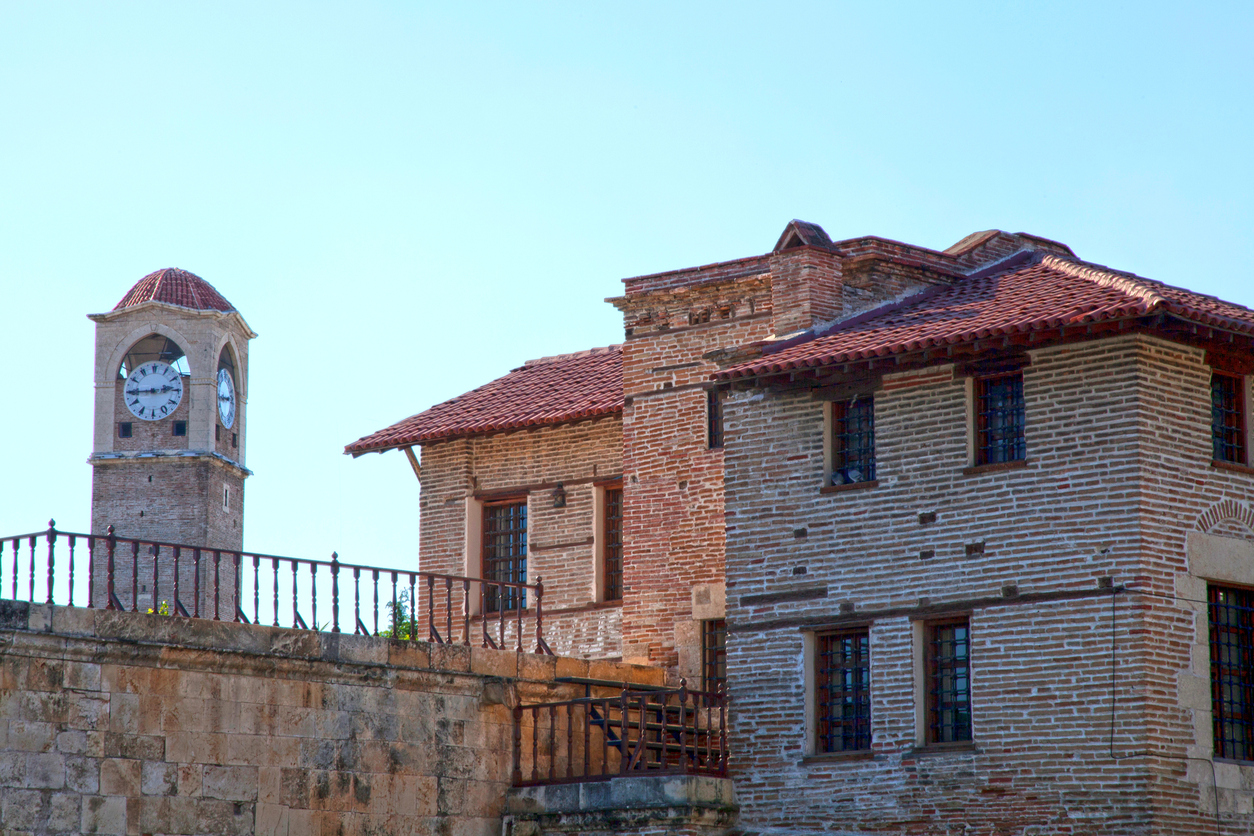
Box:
124, 361, 184, 421
217, 368, 236, 429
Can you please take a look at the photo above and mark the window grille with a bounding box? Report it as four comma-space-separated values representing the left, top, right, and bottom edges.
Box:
927, 619, 971, 744
172, 421, 187, 437
483, 500, 527, 612
701, 619, 726, 696
1212, 373, 1246, 465
831, 397, 875, 484
604, 487, 623, 601
708, 390, 724, 449
118, 422, 133, 439
976, 373, 1025, 465
816, 629, 871, 752
1209, 584, 1254, 760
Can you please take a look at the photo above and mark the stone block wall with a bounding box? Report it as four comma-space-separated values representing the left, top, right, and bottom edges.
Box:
0, 601, 663, 836
720, 333, 1254, 835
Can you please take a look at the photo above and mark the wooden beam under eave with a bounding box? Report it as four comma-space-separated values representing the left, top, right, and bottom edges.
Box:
403, 446, 421, 481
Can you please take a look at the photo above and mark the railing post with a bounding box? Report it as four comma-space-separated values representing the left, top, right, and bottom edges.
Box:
310, 562, 318, 631
67, 533, 76, 608
105, 526, 117, 611
534, 576, 545, 654
620, 685, 630, 775
86, 536, 95, 609
213, 550, 221, 620
233, 552, 242, 622
330, 552, 340, 633
151, 544, 160, 613
172, 547, 181, 616
45, 520, 56, 605
130, 540, 139, 612
192, 549, 201, 618
462, 579, 470, 646
28, 534, 37, 603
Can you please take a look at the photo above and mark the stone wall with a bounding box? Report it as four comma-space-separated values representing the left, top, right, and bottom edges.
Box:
720, 333, 1254, 835
0, 601, 662, 835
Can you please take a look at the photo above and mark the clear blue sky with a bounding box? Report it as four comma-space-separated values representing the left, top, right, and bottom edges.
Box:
2, 2, 1251, 571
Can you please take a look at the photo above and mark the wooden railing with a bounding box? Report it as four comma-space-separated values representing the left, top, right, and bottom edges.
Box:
513, 681, 728, 786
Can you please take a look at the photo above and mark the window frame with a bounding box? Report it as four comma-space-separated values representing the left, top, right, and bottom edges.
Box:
707, 388, 724, 450
815, 628, 872, 754
701, 618, 726, 696
829, 395, 876, 486
1212, 372, 1248, 466
1209, 583, 1254, 761
481, 497, 528, 612
924, 617, 972, 746
602, 484, 624, 602
974, 371, 1026, 466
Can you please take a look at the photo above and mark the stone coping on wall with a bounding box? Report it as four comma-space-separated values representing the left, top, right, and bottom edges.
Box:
504, 774, 738, 836
0, 600, 665, 691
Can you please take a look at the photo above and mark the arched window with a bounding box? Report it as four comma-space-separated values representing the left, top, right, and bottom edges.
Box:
117, 334, 190, 379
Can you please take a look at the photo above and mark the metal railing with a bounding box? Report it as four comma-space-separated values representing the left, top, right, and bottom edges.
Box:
512, 681, 728, 786
0, 521, 553, 654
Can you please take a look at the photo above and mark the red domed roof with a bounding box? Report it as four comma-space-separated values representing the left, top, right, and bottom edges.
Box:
114, 268, 235, 312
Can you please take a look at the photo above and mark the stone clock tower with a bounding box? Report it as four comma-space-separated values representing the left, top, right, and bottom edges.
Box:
88, 268, 256, 612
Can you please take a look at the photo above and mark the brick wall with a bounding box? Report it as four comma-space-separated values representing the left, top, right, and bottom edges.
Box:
417, 417, 624, 659
0, 601, 663, 836
721, 333, 1254, 835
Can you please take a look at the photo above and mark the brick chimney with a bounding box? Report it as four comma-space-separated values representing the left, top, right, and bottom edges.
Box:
769, 220, 842, 336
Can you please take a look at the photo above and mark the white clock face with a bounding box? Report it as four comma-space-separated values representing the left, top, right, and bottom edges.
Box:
217, 368, 236, 429
124, 361, 184, 421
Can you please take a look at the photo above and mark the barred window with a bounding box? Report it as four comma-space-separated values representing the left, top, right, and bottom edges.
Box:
701, 619, 726, 695
926, 619, 972, 744
816, 629, 871, 753
1209, 584, 1254, 760
1212, 373, 1247, 465
708, 389, 724, 450
483, 499, 527, 612
976, 373, 1025, 465
831, 397, 875, 485
603, 486, 623, 602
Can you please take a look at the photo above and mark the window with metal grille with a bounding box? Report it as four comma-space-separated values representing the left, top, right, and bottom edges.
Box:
118, 422, 133, 438
701, 619, 726, 695
483, 500, 527, 612
816, 629, 871, 753
1212, 373, 1247, 465
926, 619, 972, 744
1209, 584, 1254, 760
976, 373, 1025, 465
708, 389, 724, 450
603, 486, 623, 601
831, 397, 875, 484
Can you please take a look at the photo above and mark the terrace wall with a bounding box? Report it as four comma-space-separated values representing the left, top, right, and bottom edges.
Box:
0, 602, 662, 836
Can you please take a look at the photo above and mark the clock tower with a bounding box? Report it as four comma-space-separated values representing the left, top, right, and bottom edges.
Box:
88, 268, 256, 613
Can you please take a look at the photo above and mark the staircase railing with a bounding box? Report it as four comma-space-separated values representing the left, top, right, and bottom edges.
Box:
512, 680, 728, 786
0, 521, 553, 653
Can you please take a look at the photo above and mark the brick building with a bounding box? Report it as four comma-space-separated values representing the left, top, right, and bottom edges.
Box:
350, 220, 1254, 834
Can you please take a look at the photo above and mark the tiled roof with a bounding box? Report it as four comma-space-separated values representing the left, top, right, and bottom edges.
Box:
717, 255, 1254, 380
115, 268, 235, 312
345, 346, 623, 454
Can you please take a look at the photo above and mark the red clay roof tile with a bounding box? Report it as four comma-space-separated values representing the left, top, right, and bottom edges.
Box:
717, 255, 1254, 380
115, 268, 235, 313
345, 346, 623, 454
